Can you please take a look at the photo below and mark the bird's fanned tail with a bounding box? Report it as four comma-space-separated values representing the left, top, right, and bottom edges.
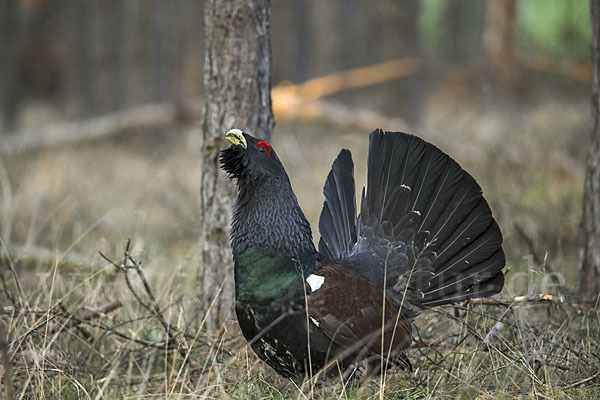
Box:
318, 129, 505, 312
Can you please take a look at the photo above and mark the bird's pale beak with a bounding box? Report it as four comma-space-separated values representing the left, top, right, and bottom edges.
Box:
225, 129, 247, 149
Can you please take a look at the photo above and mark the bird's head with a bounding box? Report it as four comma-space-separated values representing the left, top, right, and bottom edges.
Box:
219, 129, 287, 185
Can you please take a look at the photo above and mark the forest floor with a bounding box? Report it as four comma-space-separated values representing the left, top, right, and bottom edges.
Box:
1, 91, 599, 399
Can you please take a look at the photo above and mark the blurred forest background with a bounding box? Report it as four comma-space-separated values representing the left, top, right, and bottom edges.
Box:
1, 0, 598, 398
0, 0, 592, 288
0, 0, 591, 128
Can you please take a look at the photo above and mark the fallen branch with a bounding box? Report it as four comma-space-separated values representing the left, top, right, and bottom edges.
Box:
287, 58, 422, 101
0, 100, 203, 155
563, 370, 600, 389
1, 242, 107, 272
467, 294, 555, 306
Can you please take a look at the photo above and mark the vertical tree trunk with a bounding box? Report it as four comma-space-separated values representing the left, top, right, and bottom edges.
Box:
113, 0, 131, 110
292, 0, 311, 82
484, 0, 516, 83
580, 0, 600, 303
439, 0, 486, 63
394, 0, 422, 125
199, 0, 274, 328
62, 0, 94, 117
149, 0, 168, 103
0, 0, 21, 132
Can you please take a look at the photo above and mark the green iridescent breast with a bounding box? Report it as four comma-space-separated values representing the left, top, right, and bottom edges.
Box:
233, 247, 317, 303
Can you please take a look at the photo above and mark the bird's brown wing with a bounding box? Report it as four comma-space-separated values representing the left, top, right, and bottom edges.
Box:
306, 263, 412, 364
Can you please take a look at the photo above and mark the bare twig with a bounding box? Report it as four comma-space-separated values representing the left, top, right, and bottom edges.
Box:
466, 294, 555, 306
412, 337, 452, 349
100, 241, 199, 357
563, 370, 600, 389
60, 301, 122, 330
6, 306, 174, 350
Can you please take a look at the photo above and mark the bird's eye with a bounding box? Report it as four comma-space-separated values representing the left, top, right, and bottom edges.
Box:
256, 141, 272, 157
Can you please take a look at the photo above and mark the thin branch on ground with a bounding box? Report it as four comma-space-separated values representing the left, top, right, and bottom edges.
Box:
52, 300, 122, 332
99, 240, 204, 358
466, 294, 555, 306
563, 370, 600, 389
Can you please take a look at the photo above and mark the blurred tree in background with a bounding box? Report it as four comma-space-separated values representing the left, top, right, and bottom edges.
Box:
0, 0, 591, 134
1, 0, 23, 132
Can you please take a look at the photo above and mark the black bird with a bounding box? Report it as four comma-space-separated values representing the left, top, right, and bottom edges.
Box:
219, 128, 504, 379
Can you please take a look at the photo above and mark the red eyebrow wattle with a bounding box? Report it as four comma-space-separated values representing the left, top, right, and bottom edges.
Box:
257, 141, 271, 156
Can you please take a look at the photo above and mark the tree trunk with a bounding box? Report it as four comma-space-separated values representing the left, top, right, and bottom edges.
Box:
199, 0, 274, 328
291, 0, 311, 82
63, 0, 93, 117
0, 0, 21, 132
484, 0, 516, 84
580, 0, 600, 303
441, 0, 487, 63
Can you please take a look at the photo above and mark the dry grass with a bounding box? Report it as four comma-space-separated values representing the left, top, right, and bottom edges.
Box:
1, 93, 599, 398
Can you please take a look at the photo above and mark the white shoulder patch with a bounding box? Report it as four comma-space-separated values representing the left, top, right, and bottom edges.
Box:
306, 274, 325, 292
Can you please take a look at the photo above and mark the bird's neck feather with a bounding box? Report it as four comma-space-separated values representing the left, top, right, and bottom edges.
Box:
231, 177, 316, 256
230, 177, 316, 302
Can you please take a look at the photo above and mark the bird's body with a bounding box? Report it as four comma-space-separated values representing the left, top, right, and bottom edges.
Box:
220, 129, 505, 379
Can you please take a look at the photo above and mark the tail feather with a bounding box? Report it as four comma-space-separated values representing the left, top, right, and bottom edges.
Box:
416, 167, 470, 234
422, 271, 505, 306
431, 219, 503, 283
422, 249, 505, 305
431, 199, 494, 266
318, 149, 357, 259
318, 129, 505, 312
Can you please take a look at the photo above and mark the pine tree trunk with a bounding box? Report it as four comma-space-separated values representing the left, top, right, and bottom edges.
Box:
484, 0, 516, 84
199, 0, 274, 328
580, 0, 600, 303
0, 0, 21, 132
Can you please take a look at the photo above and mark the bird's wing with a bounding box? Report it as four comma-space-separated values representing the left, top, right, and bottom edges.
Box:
318, 130, 505, 314
306, 265, 412, 365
